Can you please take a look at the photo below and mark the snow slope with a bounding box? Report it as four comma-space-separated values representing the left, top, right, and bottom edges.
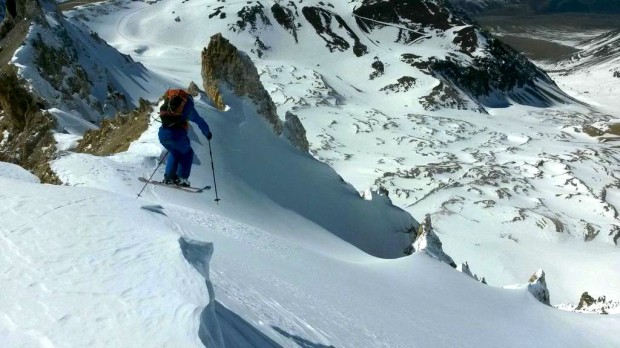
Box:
4, 145, 620, 347
2, 0, 620, 345
549, 30, 620, 117
60, 0, 620, 303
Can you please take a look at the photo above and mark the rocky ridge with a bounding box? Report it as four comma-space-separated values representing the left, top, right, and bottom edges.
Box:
556, 291, 620, 314
201, 33, 310, 152
0, 66, 59, 183
12, 0, 147, 123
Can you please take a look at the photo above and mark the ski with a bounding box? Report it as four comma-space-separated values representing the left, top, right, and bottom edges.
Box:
138, 177, 211, 193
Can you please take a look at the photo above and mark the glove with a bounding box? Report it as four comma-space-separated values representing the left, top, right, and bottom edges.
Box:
206, 132, 213, 140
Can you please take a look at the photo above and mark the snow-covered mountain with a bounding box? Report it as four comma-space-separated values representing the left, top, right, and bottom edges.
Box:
546, 29, 620, 118
8, 0, 163, 122
2, 0, 620, 346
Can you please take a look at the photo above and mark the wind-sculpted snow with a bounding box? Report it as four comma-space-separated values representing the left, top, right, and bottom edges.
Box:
179, 238, 225, 347
0, 180, 222, 347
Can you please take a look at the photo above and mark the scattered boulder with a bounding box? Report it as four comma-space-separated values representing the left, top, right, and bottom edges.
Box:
187, 81, 201, 97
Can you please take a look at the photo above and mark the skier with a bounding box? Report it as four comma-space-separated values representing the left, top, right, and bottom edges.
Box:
158, 89, 212, 187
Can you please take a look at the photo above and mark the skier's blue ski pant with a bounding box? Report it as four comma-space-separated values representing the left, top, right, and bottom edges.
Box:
158, 128, 194, 180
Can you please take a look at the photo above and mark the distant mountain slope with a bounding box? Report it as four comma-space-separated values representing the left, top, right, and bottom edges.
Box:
11, 0, 163, 123
558, 29, 620, 71
548, 29, 620, 114
448, 0, 620, 14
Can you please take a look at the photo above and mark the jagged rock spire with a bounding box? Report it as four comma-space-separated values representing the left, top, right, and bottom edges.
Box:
527, 269, 551, 305
201, 33, 312, 152
201, 33, 283, 135
406, 214, 456, 268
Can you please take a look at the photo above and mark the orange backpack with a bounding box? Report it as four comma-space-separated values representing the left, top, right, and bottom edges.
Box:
160, 89, 189, 128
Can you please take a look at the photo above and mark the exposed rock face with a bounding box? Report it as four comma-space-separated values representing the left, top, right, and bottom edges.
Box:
283, 111, 309, 153
201, 33, 283, 135
10, 0, 144, 123
405, 214, 457, 268
429, 36, 561, 107
555, 291, 620, 314
0, 0, 43, 40
0, 66, 60, 184
354, 0, 468, 37
457, 261, 485, 283
575, 292, 619, 314
76, 98, 152, 156
351, 0, 568, 108
303, 7, 367, 57
271, 3, 299, 43
527, 269, 551, 305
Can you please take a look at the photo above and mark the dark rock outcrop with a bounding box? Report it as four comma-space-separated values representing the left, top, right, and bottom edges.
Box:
405, 214, 457, 268
201, 33, 283, 135
0, 66, 59, 183
303, 7, 367, 57
429, 36, 560, 107
271, 3, 299, 43
354, 0, 468, 39
353, 0, 571, 109
76, 98, 152, 156
527, 269, 551, 305
283, 111, 309, 153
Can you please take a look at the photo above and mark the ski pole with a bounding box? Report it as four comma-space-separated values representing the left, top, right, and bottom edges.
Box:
137, 151, 169, 198
208, 139, 221, 204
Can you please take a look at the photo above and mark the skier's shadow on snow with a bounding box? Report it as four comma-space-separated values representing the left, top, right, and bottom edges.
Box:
215, 302, 281, 347
272, 327, 336, 348
215, 303, 334, 347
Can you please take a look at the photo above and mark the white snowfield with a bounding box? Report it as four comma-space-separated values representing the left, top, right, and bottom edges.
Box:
2, 0, 619, 346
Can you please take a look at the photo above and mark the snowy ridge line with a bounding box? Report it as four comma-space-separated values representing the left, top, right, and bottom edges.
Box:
178, 238, 225, 347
